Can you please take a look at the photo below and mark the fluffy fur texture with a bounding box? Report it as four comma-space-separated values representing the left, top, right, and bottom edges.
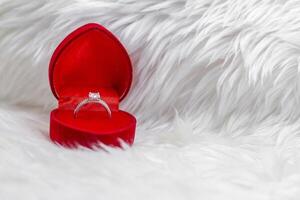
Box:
1, 0, 300, 199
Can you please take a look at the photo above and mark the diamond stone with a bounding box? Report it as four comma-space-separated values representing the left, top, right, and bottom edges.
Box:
88, 92, 100, 100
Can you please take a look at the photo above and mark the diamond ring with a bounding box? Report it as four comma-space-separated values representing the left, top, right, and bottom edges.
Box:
74, 92, 112, 118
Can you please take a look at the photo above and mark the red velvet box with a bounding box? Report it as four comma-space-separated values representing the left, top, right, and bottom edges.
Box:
49, 23, 136, 148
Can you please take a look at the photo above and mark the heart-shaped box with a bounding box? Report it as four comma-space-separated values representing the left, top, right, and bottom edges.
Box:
49, 23, 136, 148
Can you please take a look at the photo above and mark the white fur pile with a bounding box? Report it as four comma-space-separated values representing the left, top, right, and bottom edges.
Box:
1, 0, 300, 199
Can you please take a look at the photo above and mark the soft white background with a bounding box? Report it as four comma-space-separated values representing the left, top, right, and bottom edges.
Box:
1, 0, 300, 199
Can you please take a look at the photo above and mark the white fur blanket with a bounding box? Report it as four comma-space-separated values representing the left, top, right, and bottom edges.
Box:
1, 0, 300, 199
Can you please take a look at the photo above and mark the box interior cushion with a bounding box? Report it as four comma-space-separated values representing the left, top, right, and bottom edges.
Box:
57, 87, 119, 111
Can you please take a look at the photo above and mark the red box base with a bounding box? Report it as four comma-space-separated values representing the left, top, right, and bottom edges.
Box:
50, 109, 136, 148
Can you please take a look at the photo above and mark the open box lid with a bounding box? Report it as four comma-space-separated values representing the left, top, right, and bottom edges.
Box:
49, 23, 132, 101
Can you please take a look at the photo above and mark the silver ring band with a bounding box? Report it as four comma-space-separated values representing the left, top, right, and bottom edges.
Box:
74, 92, 112, 118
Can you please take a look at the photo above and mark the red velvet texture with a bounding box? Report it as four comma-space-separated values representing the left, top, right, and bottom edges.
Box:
49, 23, 136, 148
